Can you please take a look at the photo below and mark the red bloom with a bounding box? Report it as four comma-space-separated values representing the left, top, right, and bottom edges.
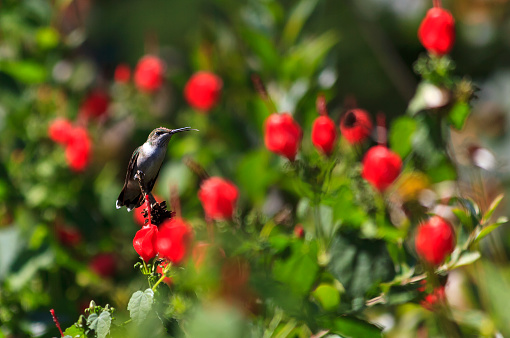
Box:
156, 218, 193, 264
418, 7, 455, 56
340, 109, 373, 144
133, 225, 159, 262
65, 127, 92, 172
184, 71, 223, 112
264, 113, 302, 161
415, 216, 455, 266
198, 177, 239, 220
79, 90, 110, 119
56, 225, 82, 246
361, 145, 402, 192
48, 118, 73, 145
156, 260, 173, 286
421, 286, 446, 310
134, 55, 165, 92
312, 115, 337, 155
294, 224, 305, 238
114, 63, 131, 83
89, 253, 116, 278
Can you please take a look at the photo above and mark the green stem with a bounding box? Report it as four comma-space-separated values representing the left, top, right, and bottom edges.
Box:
152, 275, 166, 291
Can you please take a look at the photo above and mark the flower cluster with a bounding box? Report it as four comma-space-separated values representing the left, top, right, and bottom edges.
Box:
133, 217, 194, 263
48, 118, 92, 172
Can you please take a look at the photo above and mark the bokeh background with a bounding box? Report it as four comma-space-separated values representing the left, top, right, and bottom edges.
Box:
2, 0, 510, 337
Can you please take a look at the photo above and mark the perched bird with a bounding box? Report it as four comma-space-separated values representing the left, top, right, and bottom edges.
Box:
116, 127, 198, 211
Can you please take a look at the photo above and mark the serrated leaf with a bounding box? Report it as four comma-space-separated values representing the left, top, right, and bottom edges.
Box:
474, 217, 508, 245
482, 194, 504, 224
86, 311, 111, 338
63, 324, 85, 337
127, 288, 154, 325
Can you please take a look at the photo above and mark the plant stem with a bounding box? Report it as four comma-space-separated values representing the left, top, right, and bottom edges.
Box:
433, 0, 442, 8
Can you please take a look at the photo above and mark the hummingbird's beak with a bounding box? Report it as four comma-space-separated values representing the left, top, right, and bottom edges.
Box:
169, 127, 199, 134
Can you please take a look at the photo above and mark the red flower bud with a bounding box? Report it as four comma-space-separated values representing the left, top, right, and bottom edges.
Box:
79, 90, 110, 119
198, 177, 239, 220
133, 224, 159, 262
340, 109, 373, 144
418, 7, 455, 56
156, 260, 173, 286
264, 113, 302, 161
312, 116, 337, 155
65, 127, 92, 172
415, 216, 455, 266
114, 64, 131, 83
48, 118, 73, 145
421, 285, 446, 310
361, 145, 402, 192
56, 225, 82, 246
156, 218, 193, 264
134, 55, 165, 93
294, 224, 304, 238
184, 71, 223, 112
89, 253, 116, 278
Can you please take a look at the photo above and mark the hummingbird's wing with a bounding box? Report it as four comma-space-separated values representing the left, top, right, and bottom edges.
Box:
116, 147, 143, 211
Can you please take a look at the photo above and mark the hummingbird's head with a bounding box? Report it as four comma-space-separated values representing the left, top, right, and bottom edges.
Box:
148, 127, 199, 146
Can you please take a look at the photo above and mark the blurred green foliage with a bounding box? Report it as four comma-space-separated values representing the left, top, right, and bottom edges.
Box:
1, 0, 510, 337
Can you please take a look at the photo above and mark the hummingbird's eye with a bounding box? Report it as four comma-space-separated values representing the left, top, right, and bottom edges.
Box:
155, 131, 162, 136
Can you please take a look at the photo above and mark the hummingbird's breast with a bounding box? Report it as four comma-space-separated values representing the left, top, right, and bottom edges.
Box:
135, 142, 166, 180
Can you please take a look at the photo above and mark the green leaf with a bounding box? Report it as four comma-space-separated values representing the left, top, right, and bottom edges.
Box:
328, 316, 382, 338
0, 61, 48, 84
282, 0, 320, 46
87, 311, 111, 338
240, 29, 279, 71
449, 251, 481, 269
389, 116, 417, 158
273, 242, 319, 295
63, 324, 85, 338
312, 283, 340, 311
327, 233, 395, 299
474, 217, 508, 245
448, 102, 471, 130
482, 193, 504, 224
452, 208, 473, 229
127, 288, 154, 325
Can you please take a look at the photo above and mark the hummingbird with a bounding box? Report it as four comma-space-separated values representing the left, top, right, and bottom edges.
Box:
116, 127, 198, 211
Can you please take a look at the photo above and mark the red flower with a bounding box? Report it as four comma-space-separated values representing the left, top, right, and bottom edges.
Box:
134, 55, 165, 92
114, 63, 131, 83
184, 71, 223, 112
89, 253, 116, 278
79, 90, 110, 119
48, 118, 73, 145
65, 127, 92, 172
294, 224, 305, 238
133, 225, 159, 262
312, 115, 337, 155
156, 260, 173, 286
198, 177, 239, 220
264, 113, 302, 161
418, 7, 455, 56
421, 286, 446, 310
340, 109, 373, 144
156, 218, 193, 264
415, 216, 455, 266
361, 145, 402, 192
56, 225, 82, 246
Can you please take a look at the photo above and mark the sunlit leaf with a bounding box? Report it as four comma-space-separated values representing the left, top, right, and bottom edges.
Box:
87, 311, 111, 338
474, 217, 508, 245
482, 193, 504, 224
127, 289, 154, 325
448, 102, 470, 130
